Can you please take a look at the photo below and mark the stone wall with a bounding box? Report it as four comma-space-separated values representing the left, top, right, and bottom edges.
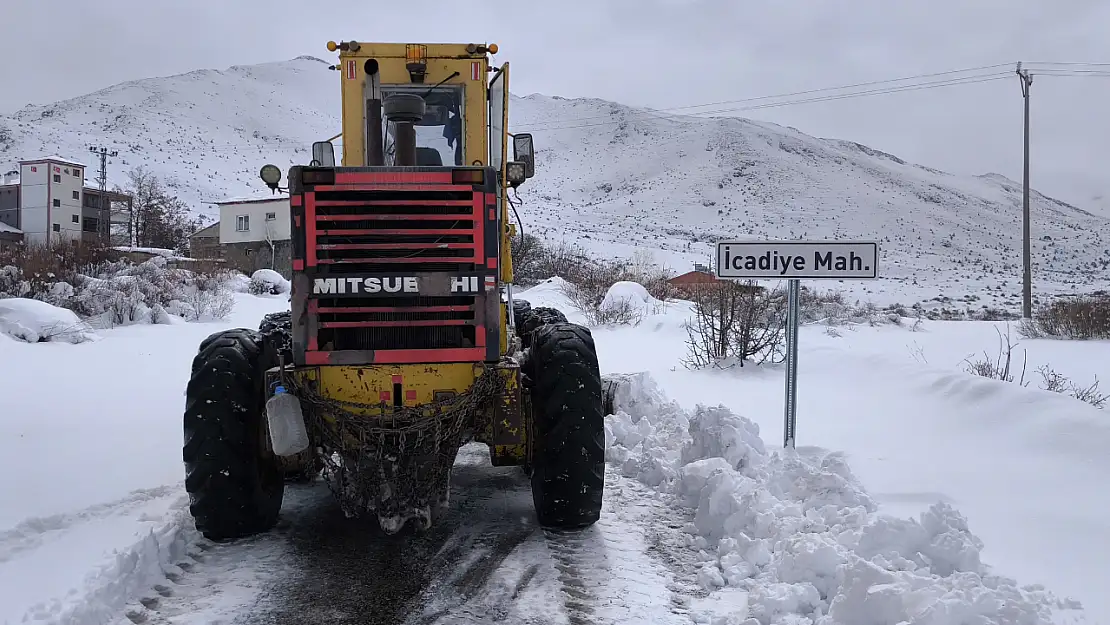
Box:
223, 240, 292, 279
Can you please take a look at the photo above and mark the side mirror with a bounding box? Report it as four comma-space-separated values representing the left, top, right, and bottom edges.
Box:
311, 141, 336, 167
512, 133, 535, 179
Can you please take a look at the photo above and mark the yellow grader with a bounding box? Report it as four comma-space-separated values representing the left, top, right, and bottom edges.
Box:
182, 40, 607, 540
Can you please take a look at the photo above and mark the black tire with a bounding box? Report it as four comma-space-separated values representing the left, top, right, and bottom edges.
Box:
519, 306, 568, 348
512, 298, 532, 332
528, 322, 605, 529
259, 310, 292, 364
183, 328, 284, 541
258, 311, 321, 482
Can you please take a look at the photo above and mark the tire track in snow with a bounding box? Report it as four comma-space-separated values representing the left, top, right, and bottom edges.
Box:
238, 444, 540, 625
409, 466, 703, 625
540, 469, 700, 625
0, 484, 182, 564
110, 447, 712, 625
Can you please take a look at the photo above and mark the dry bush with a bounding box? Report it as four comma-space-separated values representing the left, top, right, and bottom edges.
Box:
589, 297, 644, 327
0, 240, 121, 299
0, 240, 235, 325
1019, 295, 1110, 340
682, 280, 788, 369
962, 325, 1029, 386
511, 233, 676, 302
1036, 364, 1107, 409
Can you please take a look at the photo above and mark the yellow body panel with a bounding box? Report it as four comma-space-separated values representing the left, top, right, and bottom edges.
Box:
279, 362, 527, 465
306, 363, 481, 414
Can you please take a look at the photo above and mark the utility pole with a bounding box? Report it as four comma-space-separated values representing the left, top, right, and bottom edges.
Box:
88, 146, 118, 246
1016, 62, 1033, 319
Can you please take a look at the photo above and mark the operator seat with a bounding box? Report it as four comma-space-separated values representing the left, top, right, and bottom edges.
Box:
415, 147, 443, 166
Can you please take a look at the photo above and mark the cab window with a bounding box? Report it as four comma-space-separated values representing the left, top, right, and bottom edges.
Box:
381, 85, 464, 166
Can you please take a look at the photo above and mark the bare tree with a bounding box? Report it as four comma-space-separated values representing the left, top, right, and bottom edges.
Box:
116, 166, 203, 253
263, 218, 277, 270
683, 280, 788, 369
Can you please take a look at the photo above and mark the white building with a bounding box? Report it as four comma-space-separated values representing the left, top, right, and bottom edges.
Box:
216, 194, 291, 245
213, 194, 292, 277
18, 156, 86, 244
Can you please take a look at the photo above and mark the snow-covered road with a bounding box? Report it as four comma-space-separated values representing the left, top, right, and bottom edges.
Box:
119, 445, 702, 625
1, 283, 1105, 624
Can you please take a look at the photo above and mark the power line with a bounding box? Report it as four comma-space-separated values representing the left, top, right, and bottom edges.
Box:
516, 61, 1110, 133
519, 63, 1015, 128
526, 72, 1013, 132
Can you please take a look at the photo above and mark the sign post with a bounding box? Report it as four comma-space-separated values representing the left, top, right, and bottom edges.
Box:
714, 240, 879, 448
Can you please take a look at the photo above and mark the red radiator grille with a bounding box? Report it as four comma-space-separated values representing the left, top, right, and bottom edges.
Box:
296, 174, 498, 364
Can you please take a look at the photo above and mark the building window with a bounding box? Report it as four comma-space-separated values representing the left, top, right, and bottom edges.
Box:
83, 217, 99, 233
236, 215, 250, 232
53, 199, 61, 207
265, 212, 276, 221
71, 214, 79, 223
72, 190, 80, 200
73, 169, 81, 178
53, 174, 61, 183
52, 224, 60, 232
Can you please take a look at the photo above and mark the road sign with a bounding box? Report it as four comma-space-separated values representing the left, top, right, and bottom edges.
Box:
715, 240, 879, 280
714, 239, 880, 449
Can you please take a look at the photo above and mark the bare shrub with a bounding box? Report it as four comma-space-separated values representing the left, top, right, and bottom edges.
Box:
511, 233, 676, 302
1020, 295, 1110, 340
0, 239, 121, 300
181, 271, 235, 321
591, 297, 644, 327
961, 325, 1029, 386
682, 280, 787, 369
1036, 364, 1107, 409
0, 243, 235, 325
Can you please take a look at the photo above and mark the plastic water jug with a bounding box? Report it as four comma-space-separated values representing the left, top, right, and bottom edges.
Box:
265, 385, 310, 456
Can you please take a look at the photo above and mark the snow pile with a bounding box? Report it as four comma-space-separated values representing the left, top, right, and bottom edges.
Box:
0, 298, 96, 343
604, 371, 1083, 624
225, 271, 254, 293
599, 281, 667, 319
248, 268, 290, 296
113, 246, 183, 259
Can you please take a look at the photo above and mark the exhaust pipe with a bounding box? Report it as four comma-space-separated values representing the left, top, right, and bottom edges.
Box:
383, 93, 426, 167
364, 60, 385, 166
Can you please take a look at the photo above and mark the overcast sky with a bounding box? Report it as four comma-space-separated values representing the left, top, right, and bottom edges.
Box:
2, 0, 1109, 208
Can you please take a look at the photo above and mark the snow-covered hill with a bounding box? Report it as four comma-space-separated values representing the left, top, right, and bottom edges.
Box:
2, 56, 1108, 310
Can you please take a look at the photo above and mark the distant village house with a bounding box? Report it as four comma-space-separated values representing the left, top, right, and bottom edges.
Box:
0, 156, 133, 247
666, 268, 765, 298
189, 194, 291, 279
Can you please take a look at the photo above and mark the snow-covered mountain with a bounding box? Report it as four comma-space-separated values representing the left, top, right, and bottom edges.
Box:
2, 56, 1108, 310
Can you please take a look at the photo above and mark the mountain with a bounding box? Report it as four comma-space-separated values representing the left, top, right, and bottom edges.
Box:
1, 56, 1107, 310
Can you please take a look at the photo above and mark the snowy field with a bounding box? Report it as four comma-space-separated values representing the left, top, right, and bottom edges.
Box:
1, 278, 1106, 624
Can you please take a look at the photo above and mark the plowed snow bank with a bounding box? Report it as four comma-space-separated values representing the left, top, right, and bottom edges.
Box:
604, 371, 1084, 624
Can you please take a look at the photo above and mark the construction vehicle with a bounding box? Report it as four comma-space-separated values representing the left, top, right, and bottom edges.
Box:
182, 40, 606, 540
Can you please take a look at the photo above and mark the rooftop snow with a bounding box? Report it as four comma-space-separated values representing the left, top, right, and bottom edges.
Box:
214, 193, 288, 205
0, 222, 20, 233
21, 155, 87, 167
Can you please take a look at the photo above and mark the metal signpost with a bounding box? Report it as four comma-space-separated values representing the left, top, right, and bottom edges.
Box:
714, 240, 880, 448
